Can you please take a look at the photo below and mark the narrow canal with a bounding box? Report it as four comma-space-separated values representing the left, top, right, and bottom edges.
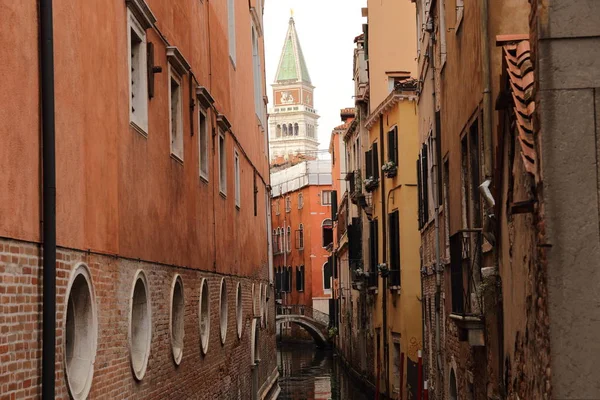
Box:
277, 344, 371, 400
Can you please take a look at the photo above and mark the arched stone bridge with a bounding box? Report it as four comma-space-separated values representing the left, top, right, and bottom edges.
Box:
275, 305, 330, 347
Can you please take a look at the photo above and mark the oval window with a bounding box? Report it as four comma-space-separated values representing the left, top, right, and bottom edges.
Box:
219, 278, 228, 344
129, 270, 151, 380
64, 263, 97, 400
170, 275, 184, 365
236, 283, 243, 339
199, 278, 210, 355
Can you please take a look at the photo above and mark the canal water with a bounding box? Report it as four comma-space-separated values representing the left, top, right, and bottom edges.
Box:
277, 344, 371, 400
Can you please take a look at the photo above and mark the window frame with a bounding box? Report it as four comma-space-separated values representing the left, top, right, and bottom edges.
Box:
218, 131, 227, 196
227, 0, 236, 66
321, 190, 333, 206
322, 218, 333, 248
298, 192, 304, 209
234, 149, 241, 208
323, 262, 332, 293
198, 108, 209, 181
168, 66, 184, 162
128, 9, 149, 135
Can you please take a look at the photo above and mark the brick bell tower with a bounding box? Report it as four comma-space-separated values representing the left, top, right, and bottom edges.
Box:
268, 15, 319, 162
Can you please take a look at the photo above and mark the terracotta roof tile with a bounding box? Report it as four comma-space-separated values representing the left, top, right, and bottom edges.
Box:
498, 37, 538, 179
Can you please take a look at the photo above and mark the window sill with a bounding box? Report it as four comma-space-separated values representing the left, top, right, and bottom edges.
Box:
170, 153, 184, 164
229, 55, 237, 70
200, 174, 209, 184
130, 121, 148, 138
219, 190, 227, 199
236, 204, 240, 211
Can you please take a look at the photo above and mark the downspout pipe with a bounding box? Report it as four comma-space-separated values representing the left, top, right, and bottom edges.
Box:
40, 0, 57, 397
481, 0, 492, 180
428, 28, 443, 400
379, 115, 389, 399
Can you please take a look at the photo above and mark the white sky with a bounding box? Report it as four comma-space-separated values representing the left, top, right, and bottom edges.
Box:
264, 0, 367, 154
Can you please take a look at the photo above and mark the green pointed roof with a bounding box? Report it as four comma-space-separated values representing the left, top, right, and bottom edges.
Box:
275, 17, 312, 84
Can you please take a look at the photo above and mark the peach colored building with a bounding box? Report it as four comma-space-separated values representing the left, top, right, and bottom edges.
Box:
0, 0, 278, 398
270, 160, 333, 338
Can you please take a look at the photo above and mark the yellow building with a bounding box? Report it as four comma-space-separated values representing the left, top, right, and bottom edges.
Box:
362, 0, 422, 398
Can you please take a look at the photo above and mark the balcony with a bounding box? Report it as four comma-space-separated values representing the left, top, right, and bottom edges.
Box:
346, 170, 363, 205
449, 229, 486, 346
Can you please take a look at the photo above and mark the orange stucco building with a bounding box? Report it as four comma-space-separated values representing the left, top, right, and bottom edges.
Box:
0, 0, 278, 398
270, 160, 334, 337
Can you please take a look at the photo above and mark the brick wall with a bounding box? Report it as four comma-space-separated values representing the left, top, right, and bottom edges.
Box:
0, 238, 277, 399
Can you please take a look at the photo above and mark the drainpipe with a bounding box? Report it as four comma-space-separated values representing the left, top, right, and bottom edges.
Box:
481, 0, 492, 180
428, 30, 443, 400
40, 0, 57, 397
379, 115, 389, 399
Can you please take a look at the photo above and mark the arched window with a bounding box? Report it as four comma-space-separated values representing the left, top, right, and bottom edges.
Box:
276, 124, 281, 137
288, 123, 293, 135
296, 265, 305, 291
283, 124, 288, 136
298, 224, 304, 249
322, 219, 333, 247
323, 262, 332, 291
285, 196, 291, 212
272, 229, 278, 254
286, 226, 291, 252
449, 368, 458, 400
294, 123, 299, 136
298, 192, 304, 209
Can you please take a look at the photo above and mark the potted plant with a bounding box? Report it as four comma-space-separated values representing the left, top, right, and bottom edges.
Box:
382, 161, 397, 178
364, 176, 379, 192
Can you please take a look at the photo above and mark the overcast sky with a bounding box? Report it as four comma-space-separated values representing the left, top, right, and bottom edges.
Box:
264, 0, 367, 155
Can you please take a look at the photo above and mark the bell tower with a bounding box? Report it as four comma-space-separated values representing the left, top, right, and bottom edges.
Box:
268, 16, 319, 162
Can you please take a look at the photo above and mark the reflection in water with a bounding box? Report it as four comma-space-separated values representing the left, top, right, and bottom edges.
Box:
277, 344, 371, 400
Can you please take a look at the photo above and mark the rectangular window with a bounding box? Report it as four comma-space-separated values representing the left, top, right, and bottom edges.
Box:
285, 196, 291, 212
199, 110, 209, 180
369, 219, 379, 272
251, 25, 264, 125
421, 144, 429, 223
388, 127, 398, 165
296, 266, 304, 292
388, 210, 401, 287
169, 69, 184, 161
321, 190, 332, 206
219, 132, 227, 195
228, 0, 236, 65
372, 142, 380, 181
128, 10, 148, 133
253, 172, 257, 216
322, 220, 333, 248
450, 232, 465, 313
365, 150, 373, 178
234, 150, 240, 208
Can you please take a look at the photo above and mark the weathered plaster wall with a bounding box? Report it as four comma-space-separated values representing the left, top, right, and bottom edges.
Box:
0, 0, 271, 279
366, 0, 417, 112
530, 0, 600, 397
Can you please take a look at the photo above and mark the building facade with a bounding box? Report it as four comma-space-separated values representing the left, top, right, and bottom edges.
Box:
268, 16, 320, 162
329, 1, 423, 399
0, 0, 278, 398
271, 160, 333, 340
415, 0, 600, 399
